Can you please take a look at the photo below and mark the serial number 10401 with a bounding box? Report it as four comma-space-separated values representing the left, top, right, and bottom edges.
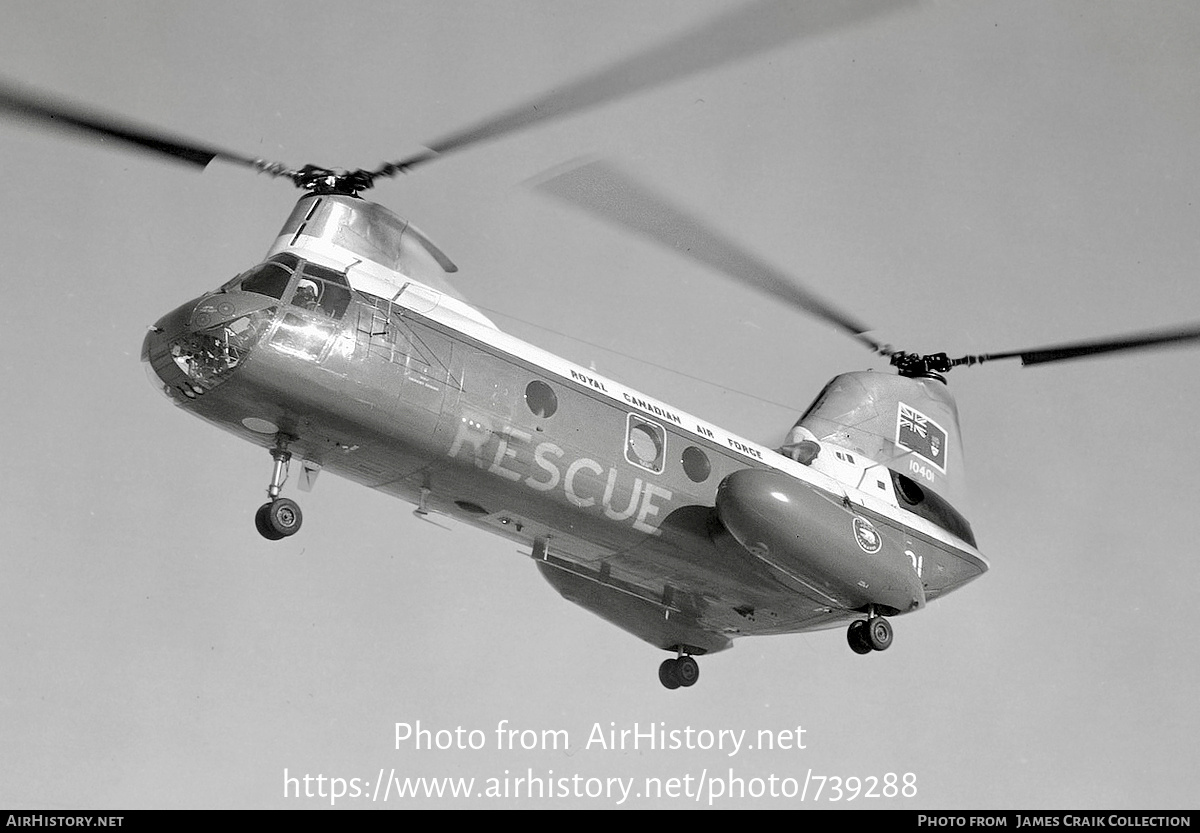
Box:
909, 459, 938, 483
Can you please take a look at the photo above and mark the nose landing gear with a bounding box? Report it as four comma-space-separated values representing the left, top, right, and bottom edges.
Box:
255, 435, 303, 540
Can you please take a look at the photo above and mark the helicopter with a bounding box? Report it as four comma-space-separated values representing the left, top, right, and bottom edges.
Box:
5, 2, 1200, 693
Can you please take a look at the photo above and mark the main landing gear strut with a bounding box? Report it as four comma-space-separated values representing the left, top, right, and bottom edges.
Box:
255, 435, 303, 540
658, 652, 700, 690
847, 608, 893, 654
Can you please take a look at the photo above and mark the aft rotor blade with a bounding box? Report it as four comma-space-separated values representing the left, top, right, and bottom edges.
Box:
534, 158, 878, 347
965, 323, 1200, 367
0, 80, 289, 174
374, 0, 913, 177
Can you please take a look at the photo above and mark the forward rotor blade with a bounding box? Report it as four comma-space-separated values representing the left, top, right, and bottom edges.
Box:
968, 323, 1200, 367
533, 158, 878, 347
0, 80, 287, 174
374, 0, 913, 177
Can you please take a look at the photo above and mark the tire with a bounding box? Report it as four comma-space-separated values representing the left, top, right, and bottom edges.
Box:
264, 498, 303, 538
255, 502, 284, 540
676, 656, 700, 687
867, 617, 893, 652
847, 620, 873, 654
658, 658, 681, 690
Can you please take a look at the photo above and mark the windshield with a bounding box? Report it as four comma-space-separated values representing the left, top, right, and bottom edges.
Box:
236, 255, 352, 319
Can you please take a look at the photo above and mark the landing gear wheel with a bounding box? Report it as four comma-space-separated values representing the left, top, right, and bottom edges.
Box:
847, 619, 873, 654
675, 656, 700, 687
867, 616, 893, 652
658, 656, 699, 689
255, 503, 283, 540
256, 498, 302, 540
658, 658, 681, 690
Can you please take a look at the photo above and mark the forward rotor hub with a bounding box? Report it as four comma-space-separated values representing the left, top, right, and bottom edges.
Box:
890, 351, 965, 380
289, 165, 376, 196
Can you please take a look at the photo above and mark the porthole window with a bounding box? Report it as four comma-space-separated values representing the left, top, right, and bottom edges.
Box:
524, 380, 558, 418
625, 415, 665, 473
681, 446, 711, 483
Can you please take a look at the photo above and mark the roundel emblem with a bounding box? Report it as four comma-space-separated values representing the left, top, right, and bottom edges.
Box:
852, 516, 882, 554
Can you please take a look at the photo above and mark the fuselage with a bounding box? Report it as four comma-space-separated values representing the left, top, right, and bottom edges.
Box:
142, 195, 988, 656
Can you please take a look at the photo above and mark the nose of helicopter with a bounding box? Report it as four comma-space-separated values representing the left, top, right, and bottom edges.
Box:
142, 296, 204, 401
142, 291, 278, 402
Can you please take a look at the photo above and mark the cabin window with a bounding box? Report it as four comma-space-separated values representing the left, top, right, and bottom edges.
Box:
895, 473, 925, 505
524, 380, 558, 418
888, 471, 976, 546
626, 415, 665, 473
681, 446, 711, 483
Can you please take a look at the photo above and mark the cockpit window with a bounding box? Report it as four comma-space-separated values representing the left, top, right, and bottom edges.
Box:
239, 263, 293, 299
317, 283, 351, 318
269, 252, 302, 271
234, 256, 350, 318
288, 262, 351, 319
302, 261, 349, 287
293, 279, 321, 311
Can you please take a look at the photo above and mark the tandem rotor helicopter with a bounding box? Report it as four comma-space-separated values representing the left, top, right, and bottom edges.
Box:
5, 2, 1200, 690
